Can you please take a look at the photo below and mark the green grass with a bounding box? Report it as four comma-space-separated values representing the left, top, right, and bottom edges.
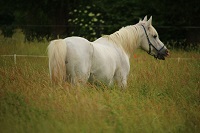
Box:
0, 33, 200, 133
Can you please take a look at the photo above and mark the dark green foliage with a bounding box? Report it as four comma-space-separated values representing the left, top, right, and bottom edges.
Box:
0, 0, 200, 48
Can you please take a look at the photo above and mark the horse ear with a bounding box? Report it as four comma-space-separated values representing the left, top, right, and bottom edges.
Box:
143, 16, 148, 21
147, 16, 152, 26
139, 18, 142, 23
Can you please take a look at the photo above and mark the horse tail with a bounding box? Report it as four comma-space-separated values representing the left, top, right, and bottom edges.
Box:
48, 39, 67, 83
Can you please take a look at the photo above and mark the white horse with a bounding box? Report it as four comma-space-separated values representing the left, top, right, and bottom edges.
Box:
48, 16, 169, 87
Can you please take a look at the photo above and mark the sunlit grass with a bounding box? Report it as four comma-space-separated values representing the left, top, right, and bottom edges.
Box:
0, 33, 200, 133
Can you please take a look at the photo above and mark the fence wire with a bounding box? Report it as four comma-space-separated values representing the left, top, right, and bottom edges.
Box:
1, 54, 199, 65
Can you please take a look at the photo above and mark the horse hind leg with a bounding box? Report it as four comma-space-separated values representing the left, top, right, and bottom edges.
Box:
70, 66, 90, 85
76, 72, 90, 84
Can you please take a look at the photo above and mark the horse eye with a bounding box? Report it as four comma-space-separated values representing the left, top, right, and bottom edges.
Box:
153, 35, 157, 38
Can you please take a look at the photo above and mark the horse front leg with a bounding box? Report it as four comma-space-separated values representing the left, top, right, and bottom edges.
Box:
114, 72, 128, 89
117, 78, 127, 89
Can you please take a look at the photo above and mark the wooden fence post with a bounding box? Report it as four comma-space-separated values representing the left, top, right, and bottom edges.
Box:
14, 54, 16, 64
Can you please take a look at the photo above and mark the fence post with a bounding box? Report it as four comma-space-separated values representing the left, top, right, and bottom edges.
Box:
178, 57, 180, 63
14, 54, 16, 64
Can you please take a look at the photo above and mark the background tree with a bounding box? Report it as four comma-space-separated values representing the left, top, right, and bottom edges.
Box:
0, 0, 200, 48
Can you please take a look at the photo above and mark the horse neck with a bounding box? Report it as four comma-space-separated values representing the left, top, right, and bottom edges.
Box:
107, 25, 141, 57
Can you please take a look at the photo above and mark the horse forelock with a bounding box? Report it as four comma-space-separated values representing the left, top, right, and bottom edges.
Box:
104, 25, 140, 55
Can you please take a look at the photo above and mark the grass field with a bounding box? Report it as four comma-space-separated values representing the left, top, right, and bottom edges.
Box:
0, 33, 200, 133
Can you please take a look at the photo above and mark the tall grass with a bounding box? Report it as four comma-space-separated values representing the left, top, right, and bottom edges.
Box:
0, 31, 200, 133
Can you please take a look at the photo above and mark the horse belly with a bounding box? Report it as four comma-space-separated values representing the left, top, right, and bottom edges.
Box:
90, 65, 116, 84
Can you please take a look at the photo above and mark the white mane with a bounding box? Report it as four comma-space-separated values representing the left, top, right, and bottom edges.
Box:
103, 25, 140, 55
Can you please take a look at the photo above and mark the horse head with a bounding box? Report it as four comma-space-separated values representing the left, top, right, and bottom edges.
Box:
139, 16, 169, 60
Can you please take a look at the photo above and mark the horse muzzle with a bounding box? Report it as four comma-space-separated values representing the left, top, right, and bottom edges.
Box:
155, 49, 170, 60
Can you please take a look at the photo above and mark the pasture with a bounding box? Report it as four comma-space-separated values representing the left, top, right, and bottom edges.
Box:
0, 33, 200, 133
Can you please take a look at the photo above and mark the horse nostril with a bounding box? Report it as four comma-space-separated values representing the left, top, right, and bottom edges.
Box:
165, 49, 170, 56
